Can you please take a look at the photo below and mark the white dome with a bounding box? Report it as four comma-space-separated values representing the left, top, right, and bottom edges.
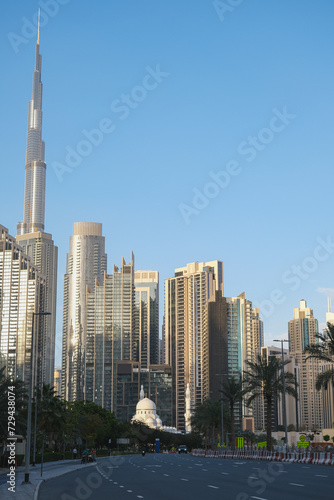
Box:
136, 397, 156, 411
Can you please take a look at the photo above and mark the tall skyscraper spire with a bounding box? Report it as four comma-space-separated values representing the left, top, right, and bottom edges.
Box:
17, 9, 46, 235
16, 20, 58, 388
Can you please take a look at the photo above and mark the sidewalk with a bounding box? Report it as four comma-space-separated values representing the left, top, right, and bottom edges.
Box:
0, 459, 97, 500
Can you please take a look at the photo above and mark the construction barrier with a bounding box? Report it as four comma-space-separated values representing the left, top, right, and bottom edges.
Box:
191, 449, 334, 466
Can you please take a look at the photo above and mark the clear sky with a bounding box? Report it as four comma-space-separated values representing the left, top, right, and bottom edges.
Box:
1, 0, 334, 366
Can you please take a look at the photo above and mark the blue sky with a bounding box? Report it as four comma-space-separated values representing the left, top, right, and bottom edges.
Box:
1, 0, 334, 365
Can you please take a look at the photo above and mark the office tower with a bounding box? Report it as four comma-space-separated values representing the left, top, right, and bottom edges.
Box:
84, 253, 134, 411
16, 23, 58, 386
164, 260, 223, 431
288, 299, 323, 429
134, 270, 159, 368
62, 222, 107, 401
0, 225, 45, 387
257, 346, 301, 432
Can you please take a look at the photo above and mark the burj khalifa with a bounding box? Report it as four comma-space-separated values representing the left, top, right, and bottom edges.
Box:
16, 18, 58, 387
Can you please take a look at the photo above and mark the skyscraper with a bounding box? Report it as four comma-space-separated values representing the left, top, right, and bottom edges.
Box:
84, 252, 134, 411
164, 260, 223, 431
288, 299, 323, 429
62, 222, 107, 401
16, 22, 58, 386
0, 225, 45, 386
134, 270, 159, 368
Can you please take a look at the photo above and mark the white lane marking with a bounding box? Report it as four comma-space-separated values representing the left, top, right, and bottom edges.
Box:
127, 490, 133, 493
248, 476, 257, 479
208, 485, 219, 489
188, 466, 193, 468
109, 479, 113, 482
252, 467, 260, 470
195, 464, 203, 466
151, 471, 156, 473
221, 472, 229, 475
302, 466, 310, 469
251, 497, 268, 500
315, 474, 328, 477
181, 478, 189, 481
289, 483, 304, 487
163, 474, 169, 476
114, 482, 118, 484
202, 469, 208, 471
120, 485, 124, 488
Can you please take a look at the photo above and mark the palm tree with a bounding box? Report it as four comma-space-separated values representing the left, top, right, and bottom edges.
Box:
37, 384, 67, 449
191, 399, 222, 449
243, 354, 298, 451
220, 375, 243, 450
305, 321, 334, 390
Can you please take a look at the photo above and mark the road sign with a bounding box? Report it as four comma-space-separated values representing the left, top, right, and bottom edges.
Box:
257, 441, 267, 448
297, 441, 309, 448
300, 435, 305, 442
235, 437, 244, 447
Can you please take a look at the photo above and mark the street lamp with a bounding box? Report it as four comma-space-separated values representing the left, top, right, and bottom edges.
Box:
273, 339, 289, 448
23, 311, 51, 484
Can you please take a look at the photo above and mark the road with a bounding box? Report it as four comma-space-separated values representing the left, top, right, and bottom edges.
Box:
38, 453, 334, 500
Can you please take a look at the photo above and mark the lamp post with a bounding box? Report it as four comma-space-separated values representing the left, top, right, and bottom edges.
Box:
23, 311, 50, 484
273, 339, 289, 448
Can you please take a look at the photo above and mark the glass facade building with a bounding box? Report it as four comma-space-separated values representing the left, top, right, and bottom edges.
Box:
16, 29, 58, 386
0, 225, 45, 387
62, 222, 107, 402
134, 271, 159, 368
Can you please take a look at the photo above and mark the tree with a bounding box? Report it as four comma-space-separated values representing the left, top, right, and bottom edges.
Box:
243, 354, 298, 451
305, 322, 334, 390
220, 376, 243, 450
37, 385, 67, 449
323, 435, 330, 442
191, 399, 223, 448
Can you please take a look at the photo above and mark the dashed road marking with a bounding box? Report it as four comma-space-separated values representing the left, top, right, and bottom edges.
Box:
208, 485, 219, 489
163, 474, 169, 476
289, 483, 304, 487
251, 497, 268, 500
221, 472, 229, 475
315, 474, 328, 477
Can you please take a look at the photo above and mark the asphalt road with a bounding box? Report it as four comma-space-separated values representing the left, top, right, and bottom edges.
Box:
38, 453, 334, 500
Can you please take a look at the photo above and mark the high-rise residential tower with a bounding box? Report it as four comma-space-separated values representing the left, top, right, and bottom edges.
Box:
134, 270, 159, 368
0, 225, 45, 386
164, 260, 223, 431
16, 22, 58, 386
84, 253, 135, 411
62, 222, 107, 401
288, 299, 323, 429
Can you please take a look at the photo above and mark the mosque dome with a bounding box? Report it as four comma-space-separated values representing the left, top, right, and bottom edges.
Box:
136, 397, 156, 411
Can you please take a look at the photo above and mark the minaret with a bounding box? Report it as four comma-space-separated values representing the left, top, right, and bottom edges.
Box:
16, 13, 58, 388
184, 383, 192, 433
17, 12, 46, 235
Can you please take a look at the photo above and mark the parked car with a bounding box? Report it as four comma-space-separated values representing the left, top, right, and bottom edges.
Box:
178, 445, 187, 454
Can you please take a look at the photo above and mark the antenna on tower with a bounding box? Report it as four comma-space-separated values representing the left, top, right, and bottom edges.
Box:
37, 8, 40, 44
328, 296, 332, 313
